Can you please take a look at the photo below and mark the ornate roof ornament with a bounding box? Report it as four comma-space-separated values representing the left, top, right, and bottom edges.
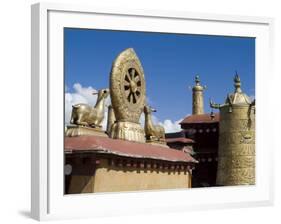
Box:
211, 72, 256, 186
225, 72, 251, 106
192, 75, 206, 91
210, 72, 251, 110
109, 48, 146, 143
110, 48, 146, 123
195, 75, 200, 84
234, 72, 242, 93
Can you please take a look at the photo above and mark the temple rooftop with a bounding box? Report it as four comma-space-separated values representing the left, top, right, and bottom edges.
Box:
180, 113, 220, 124
65, 135, 197, 163
165, 137, 195, 144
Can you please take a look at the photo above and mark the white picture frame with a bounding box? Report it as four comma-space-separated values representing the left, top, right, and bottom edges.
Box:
31, 2, 274, 221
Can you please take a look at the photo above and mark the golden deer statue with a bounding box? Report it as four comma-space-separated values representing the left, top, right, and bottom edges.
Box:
70, 88, 110, 128
143, 105, 165, 142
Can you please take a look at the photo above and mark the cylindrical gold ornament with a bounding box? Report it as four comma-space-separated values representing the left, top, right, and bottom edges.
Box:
211, 74, 255, 186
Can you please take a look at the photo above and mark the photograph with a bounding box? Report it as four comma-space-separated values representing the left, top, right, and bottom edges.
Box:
63, 28, 255, 194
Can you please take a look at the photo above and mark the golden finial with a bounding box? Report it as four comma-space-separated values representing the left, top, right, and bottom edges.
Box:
234, 71, 242, 93
192, 75, 206, 91
195, 75, 200, 85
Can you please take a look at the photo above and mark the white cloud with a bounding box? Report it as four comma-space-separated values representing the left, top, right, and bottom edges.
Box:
158, 118, 182, 133
65, 83, 182, 133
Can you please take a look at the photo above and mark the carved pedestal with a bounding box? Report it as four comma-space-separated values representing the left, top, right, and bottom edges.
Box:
110, 121, 145, 143
65, 125, 108, 137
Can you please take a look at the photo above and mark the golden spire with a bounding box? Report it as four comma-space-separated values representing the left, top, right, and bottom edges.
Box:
210, 72, 252, 112
227, 72, 251, 105
192, 75, 206, 115
234, 71, 242, 93
193, 75, 204, 91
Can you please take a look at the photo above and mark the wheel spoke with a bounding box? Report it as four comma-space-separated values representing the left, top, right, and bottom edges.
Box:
125, 72, 132, 82
127, 92, 132, 102
132, 93, 137, 103
134, 75, 140, 82
130, 68, 136, 79
124, 78, 130, 85
129, 71, 133, 80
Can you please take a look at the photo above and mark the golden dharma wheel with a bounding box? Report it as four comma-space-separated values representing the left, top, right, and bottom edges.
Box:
110, 48, 146, 123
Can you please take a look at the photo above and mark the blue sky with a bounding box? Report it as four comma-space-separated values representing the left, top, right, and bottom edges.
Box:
64, 28, 255, 123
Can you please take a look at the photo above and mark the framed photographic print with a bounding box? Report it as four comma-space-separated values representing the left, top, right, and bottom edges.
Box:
31, 2, 274, 221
